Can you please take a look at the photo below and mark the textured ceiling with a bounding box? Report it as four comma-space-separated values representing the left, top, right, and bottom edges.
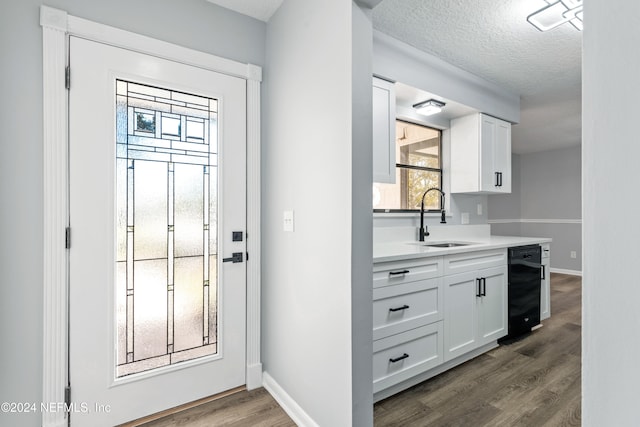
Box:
205, 0, 582, 154
372, 0, 582, 154
374, 0, 581, 98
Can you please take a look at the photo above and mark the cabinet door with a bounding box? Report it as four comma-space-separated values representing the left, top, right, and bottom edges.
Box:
477, 266, 508, 346
372, 77, 396, 183
443, 271, 479, 361
450, 113, 481, 193
479, 114, 497, 192
541, 258, 551, 320
493, 118, 511, 193
450, 113, 512, 194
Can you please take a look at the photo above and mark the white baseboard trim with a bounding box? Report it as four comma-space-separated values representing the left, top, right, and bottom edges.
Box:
550, 268, 582, 276
262, 371, 318, 427
246, 363, 263, 390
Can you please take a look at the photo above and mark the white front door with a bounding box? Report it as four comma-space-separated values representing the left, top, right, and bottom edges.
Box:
68, 36, 247, 426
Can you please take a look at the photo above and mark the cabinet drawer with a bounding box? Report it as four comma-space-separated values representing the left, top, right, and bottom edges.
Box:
541, 243, 550, 259
373, 278, 442, 340
443, 249, 506, 275
373, 257, 443, 289
373, 322, 443, 393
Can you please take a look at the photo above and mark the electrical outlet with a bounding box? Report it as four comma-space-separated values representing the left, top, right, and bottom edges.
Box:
570, 251, 577, 259
461, 212, 470, 224
283, 210, 294, 232
477, 204, 483, 215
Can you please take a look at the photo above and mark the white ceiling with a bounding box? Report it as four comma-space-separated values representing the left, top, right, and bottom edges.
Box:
206, 0, 582, 154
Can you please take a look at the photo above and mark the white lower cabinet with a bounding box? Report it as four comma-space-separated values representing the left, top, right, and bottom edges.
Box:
442, 266, 507, 362
373, 257, 443, 289
442, 271, 479, 360
373, 322, 443, 393
373, 277, 443, 340
477, 266, 508, 344
372, 259, 444, 394
541, 243, 551, 320
373, 248, 509, 398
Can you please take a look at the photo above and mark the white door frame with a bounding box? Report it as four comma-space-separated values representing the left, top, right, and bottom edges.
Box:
40, 6, 262, 427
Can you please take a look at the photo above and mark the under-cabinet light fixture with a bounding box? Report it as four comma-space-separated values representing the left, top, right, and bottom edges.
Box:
527, 0, 583, 32
413, 99, 445, 116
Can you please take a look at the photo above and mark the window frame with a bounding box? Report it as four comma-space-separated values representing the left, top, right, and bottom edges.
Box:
373, 119, 443, 213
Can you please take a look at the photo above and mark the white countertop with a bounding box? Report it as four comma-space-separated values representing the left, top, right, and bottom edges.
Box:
374, 235, 552, 263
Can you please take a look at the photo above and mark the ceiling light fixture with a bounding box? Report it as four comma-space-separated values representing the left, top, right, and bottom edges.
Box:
527, 0, 583, 32
413, 99, 445, 116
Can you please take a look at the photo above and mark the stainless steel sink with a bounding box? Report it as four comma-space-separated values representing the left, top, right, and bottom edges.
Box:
424, 242, 474, 248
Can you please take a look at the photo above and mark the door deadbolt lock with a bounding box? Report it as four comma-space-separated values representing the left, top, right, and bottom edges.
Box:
222, 252, 243, 263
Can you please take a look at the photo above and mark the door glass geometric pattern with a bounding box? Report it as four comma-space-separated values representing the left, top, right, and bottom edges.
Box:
115, 80, 218, 378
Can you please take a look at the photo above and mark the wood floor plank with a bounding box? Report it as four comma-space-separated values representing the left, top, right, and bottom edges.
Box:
373, 397, 442, 427
139, 388, 295, 427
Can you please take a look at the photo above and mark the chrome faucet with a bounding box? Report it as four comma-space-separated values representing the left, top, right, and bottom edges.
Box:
419, 188, 446, 241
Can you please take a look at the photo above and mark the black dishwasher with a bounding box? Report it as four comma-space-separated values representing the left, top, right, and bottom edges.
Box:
501, 244, 542, 341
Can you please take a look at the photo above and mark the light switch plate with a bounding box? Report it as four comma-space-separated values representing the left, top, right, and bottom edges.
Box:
283, 210, 294, 232
461, 212, 470, 224
477, 203, 483, 215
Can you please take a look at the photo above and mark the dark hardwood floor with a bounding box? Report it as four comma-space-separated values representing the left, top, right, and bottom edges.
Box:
374, 273, 582, 427
137, 273, 581, 427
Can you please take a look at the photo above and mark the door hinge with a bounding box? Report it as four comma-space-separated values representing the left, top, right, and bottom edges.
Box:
65, 227, 71, 249
246, 252, 249, 261
65, 66, 70, 90
64, 385, 71, 407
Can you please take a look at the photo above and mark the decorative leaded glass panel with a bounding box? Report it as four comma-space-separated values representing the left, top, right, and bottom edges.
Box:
115, 80, 219, 378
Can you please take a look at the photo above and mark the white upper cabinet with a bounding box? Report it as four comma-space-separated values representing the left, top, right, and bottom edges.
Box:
372, 77, 396, 183
450, 113, 512, 194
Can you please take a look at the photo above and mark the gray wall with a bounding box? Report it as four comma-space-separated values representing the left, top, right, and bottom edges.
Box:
351, 3, 375, 426
262, 1, 364, 425
520, 146, 581, 219
0, 2, 265, 426
583, 1, 640, 424
489, 146, 582, 272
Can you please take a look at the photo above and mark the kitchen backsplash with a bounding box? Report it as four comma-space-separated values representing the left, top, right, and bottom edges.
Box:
373, 224, 491, 245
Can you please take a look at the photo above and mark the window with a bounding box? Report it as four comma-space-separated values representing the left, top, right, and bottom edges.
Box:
115, 79, 219, 377
373, 120, 442, 212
